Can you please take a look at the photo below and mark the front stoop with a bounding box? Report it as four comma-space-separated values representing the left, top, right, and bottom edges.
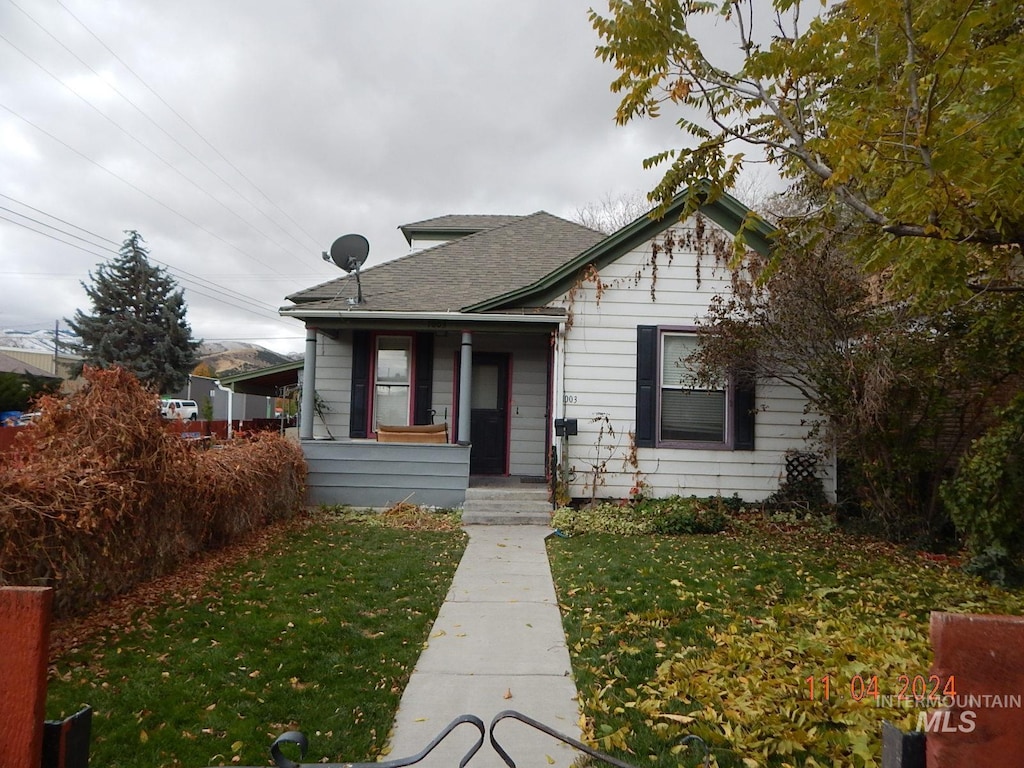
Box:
461, 486, 552, 525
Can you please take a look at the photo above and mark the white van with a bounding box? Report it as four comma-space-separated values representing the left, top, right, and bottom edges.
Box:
161, 399, 199, 421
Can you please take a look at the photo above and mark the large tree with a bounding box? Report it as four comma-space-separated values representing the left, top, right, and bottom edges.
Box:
67, 231, 199, 393
692, 216, 1024, 540
590, 0, 1024, 299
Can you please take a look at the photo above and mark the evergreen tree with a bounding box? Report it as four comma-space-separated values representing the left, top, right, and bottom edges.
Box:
67, 231, 200, 393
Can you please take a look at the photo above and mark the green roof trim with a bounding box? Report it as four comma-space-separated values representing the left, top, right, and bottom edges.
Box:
463, 183, 775, 313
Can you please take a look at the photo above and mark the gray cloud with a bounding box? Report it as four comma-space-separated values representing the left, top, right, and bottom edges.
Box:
0, 1, 696, 354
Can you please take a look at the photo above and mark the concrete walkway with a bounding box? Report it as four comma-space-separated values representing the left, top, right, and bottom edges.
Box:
385, 525, 580, 768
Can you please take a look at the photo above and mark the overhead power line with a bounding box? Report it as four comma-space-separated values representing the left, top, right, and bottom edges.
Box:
0, 28, 307, 281
9, 0, 322, 260
53, 0, 324, 253
0, 100, 313, 294
0, 203, 294, 326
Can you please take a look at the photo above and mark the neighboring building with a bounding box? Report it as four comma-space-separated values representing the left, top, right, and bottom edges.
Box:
167, 375, 278, 421
0, 348, 85, 394
282, 188, 836, 508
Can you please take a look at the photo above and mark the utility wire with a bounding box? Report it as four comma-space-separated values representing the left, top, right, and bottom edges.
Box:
55, 0, 323, 252
0, 193, 294, 310
0, 210, 292, 325
8, 0, 322, 261
0, 192, 120, 247
0, 28, 308, 280
0, 100, 313, 293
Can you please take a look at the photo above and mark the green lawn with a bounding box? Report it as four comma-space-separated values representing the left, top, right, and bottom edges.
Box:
45, 513, 466, 768
548, 520, 1024, 768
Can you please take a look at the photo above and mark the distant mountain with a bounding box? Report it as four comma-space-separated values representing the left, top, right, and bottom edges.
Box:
0, 328, 79, 354
196, 342, 299, 377
0, 330, 297, 377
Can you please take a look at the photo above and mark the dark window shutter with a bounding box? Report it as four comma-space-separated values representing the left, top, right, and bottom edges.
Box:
733, 374, 756, 451
636, 325, 657, 448
413, 333, 434, 425
349, 330, 371, 438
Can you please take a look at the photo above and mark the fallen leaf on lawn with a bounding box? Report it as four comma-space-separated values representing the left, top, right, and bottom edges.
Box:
657, 713, 695, 724
140, 730, 149, 743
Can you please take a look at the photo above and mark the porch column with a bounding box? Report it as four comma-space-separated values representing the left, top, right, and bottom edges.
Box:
457, 331, 472, 445
299, 326, 317, 440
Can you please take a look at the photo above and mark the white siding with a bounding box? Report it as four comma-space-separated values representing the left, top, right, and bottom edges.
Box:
554, 224, 835, 502
312, 331, 352, 439
434, 332, 550, 476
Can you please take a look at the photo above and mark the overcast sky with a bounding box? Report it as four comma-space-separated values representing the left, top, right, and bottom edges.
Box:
1, 1, 755, 355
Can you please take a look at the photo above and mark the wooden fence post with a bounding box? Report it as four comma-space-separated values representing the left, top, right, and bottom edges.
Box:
881, 721, 925, 768
0, 587, 53, 768
928, 611, 1024, 767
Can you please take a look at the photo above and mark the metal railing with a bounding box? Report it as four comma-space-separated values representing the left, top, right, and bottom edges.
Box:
242, 710, 710, 768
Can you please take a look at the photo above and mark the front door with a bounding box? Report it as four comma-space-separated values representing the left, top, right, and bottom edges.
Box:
469, 353, 509, 475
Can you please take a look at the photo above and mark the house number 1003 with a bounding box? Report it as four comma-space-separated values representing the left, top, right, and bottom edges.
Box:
562, 394, 578, 404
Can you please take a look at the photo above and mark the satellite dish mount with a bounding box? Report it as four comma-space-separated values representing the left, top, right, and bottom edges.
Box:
323, 234, 369, 304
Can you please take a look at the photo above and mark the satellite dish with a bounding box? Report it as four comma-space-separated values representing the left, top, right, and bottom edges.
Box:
324, 234, 369, 304
329, 234, 369, 273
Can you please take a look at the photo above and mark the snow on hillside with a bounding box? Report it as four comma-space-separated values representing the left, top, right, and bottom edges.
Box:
0, 331, 297, 375
0, 328, 78, 354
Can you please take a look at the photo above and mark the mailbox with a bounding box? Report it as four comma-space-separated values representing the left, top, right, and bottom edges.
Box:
554, 418, 578, 437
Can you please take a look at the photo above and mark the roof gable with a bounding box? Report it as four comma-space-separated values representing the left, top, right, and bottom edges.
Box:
398, 214, 527, 246
463, 183, 775, 312
286, 212, 605, 313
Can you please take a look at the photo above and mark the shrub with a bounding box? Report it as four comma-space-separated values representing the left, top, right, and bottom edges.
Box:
0, 367, 307, 616
552, 495, 731, 536
941, 392, 1024, 585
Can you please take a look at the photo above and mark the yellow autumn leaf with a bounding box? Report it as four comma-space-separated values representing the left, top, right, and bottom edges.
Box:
656, 713, 694, 724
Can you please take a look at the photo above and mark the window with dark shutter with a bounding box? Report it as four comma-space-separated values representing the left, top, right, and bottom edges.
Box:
349, 330, 371, 438
635, 326, 755, 450
635, 326, 657, 448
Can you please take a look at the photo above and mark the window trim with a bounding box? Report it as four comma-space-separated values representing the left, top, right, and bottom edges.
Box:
657, 326, 732, 450
371, 332, 415, 432
635, 324, 755, 451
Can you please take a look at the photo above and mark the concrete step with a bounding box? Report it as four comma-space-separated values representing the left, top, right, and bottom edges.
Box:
463, 498, 552, 513
462, 509, 553, 525
461, 485, 553, 525
464, 486, 550, 502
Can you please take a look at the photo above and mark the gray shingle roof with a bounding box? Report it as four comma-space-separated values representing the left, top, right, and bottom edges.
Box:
286, 212, 605, 313
399, 214, 528, 246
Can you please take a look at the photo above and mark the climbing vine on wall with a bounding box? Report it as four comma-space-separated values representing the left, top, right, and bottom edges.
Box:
558, 212, 751, 501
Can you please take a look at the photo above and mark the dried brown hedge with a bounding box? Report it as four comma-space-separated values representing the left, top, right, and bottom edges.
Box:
0, 367, 307, 617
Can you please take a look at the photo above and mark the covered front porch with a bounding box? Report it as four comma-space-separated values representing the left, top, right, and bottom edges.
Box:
293, 312, 564, 508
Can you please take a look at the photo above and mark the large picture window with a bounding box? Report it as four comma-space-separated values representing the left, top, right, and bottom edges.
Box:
374, 335, 412, 428
660, 333, 726, 444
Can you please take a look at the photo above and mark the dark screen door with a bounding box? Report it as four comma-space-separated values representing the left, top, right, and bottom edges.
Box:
469, 353, 509, 475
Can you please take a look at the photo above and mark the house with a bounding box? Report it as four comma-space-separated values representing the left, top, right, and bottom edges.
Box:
281, 188, 836, 508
